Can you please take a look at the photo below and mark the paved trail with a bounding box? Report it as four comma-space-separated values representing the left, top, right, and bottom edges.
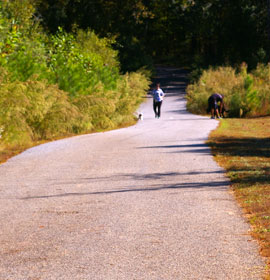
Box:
0, 68, 265, 279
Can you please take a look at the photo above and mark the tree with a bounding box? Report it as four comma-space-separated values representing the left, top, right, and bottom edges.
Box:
35, 0, 270, 70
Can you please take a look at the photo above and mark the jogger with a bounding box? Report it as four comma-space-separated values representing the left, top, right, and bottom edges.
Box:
152, 83, 165, 118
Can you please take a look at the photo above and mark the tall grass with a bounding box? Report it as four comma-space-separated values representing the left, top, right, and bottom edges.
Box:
0, 73, 80, 144
187, 63, 270, 117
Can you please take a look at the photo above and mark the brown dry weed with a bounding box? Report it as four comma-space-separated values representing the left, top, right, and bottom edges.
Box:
209, 117, 270, 278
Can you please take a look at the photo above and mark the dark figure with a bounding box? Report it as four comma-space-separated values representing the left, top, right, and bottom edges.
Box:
153, 100, 162, 118
216, 104, 228, 118
152, 83, 165, 118
207, 93, 224, 119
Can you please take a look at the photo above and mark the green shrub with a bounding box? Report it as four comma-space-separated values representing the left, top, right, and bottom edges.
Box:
186, 66, 243, 114
72, 70, 151, 131
0, 79, 81, 145
0, 1, 151, 149
252, 64, 270, 116
0, 0, 48, 82
187, 64, 270, 117
45, 28, 120, 96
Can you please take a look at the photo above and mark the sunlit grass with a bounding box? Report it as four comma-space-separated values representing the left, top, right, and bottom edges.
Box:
187, 64, 270, 118
209, 117, 270, 279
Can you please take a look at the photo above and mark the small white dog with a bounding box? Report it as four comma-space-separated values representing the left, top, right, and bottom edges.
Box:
138, 113, 144, 120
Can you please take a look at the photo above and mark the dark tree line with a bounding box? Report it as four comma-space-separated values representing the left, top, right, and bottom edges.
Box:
35, 0, 270, 72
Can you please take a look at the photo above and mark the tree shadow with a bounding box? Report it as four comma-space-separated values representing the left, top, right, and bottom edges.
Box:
20, 170, 227, 200
209, 136, 270, 187
168, 109, 192, 115
227, 166, 270, 186
78, 170, 224, 182
166, 118, 211, 121
137, 143, 213, 155
21, 181, 229, 200
209, 137, 270, 158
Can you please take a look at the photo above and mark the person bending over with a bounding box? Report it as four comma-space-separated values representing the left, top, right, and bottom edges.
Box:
208, 93, 224, 119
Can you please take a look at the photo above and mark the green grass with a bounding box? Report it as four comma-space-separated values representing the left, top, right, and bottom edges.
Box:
208, 117, 270, 279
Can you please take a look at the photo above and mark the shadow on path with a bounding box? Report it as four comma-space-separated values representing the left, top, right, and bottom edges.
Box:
138, 143, 214, 155
20, 180, 229, 200
20, 170, 228, 200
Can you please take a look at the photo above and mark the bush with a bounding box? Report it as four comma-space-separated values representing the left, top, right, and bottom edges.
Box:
0, 78, 80, 145
187, 63, 270, 117
0, 1, 151, 149
72, 70, 151, 131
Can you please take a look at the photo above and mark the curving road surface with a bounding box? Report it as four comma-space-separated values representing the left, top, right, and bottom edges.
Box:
0, 68, 265, 279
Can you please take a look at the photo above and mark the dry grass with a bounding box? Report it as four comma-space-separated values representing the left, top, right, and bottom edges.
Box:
208, 117, 270, 278
187, 64, 270, 117
0, 139, 61, 165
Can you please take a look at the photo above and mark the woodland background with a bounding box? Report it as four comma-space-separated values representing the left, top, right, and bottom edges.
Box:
35, 0, 270, 72
1, 0, 270, 149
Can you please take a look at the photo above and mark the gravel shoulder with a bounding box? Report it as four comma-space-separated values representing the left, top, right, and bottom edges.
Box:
0, 67, 266, 279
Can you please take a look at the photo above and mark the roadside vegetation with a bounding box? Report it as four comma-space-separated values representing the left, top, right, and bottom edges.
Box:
35, 1, 270, 73
208, 118, 270, 279
186, 63, 270, 118
185, 60, 270, 278
186, 62, 270, 277
0, 1, 150, 164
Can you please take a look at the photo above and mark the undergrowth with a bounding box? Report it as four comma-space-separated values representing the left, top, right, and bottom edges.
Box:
0, 0, 151, 155
186, 63, 270, 118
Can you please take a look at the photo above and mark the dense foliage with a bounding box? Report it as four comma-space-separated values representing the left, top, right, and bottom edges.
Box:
186, 64, 270, 117
1, 0, 270, 149
0, 0, 150, 147
35, 0, 270, 72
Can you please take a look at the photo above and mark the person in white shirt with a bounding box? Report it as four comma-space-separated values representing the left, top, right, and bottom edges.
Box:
152, 83, 165, 118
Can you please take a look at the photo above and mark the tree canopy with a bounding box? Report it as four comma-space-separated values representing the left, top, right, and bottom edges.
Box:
35, 0, 270, 71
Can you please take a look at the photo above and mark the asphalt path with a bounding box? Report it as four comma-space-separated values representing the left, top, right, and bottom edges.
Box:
0, 67, 265, 279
